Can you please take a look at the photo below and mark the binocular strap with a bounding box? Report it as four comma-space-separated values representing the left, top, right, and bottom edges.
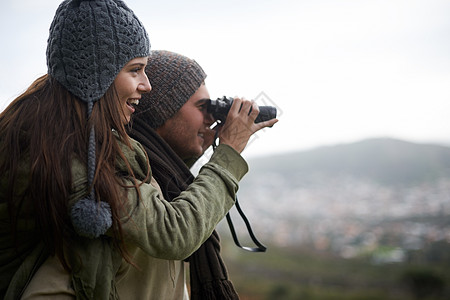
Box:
225, 196, 267, 252
212, 128, 267, 252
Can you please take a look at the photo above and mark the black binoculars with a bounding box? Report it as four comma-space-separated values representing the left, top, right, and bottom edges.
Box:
207, 96, 277, 123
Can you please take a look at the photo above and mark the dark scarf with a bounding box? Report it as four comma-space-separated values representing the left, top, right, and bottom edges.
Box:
129, 118, 239, 300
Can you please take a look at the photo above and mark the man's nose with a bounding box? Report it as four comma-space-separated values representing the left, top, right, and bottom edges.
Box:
203, 111, 215, 126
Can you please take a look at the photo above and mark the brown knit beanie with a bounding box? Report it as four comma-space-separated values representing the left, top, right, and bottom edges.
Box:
134, 50, 206, 128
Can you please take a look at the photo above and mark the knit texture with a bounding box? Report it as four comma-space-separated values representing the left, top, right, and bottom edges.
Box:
47, 0, 150, 103
134, 50, 206, 129
46, 0, 150, 238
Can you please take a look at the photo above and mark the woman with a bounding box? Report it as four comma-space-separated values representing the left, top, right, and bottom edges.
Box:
0, 0, 267, 299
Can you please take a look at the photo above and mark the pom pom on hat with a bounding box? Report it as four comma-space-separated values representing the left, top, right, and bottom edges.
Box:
70, 121, 112, 238
71, 198, 113, 239
46, 0, 150, 238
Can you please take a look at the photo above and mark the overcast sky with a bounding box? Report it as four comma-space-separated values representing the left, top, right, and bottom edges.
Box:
1, 0, 449, 158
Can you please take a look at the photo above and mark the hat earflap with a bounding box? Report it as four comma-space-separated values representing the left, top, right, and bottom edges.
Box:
70, 101, 112, 238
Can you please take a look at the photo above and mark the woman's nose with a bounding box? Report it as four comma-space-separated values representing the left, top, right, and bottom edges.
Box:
139, 76, 152, 93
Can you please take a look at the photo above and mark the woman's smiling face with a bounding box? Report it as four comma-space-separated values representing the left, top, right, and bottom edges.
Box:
114, 57, 152, 123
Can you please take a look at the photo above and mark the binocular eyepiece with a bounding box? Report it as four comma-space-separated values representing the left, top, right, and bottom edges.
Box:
207, 96, 277, 123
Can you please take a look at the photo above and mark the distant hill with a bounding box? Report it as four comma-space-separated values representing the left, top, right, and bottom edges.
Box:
247, 138, 450, 186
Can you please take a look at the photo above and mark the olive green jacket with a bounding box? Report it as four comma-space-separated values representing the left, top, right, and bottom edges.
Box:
0, 136, 247, 299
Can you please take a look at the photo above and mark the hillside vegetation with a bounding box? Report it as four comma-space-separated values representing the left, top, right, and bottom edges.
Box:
248, 138, 450, 186
216, 138, 450, 299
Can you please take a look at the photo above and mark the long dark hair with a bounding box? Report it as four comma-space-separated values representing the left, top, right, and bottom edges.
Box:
0, 74, 147, 269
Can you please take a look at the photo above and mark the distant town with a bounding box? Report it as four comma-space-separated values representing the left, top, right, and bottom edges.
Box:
221, 139, 450, 264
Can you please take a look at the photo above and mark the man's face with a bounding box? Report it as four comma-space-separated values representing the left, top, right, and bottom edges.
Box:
156, 84, 215, 160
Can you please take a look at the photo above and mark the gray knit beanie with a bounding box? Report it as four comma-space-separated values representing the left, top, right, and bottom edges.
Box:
47, 0, 150, 102
134, 50, 207, 128
46, 0, 150, 238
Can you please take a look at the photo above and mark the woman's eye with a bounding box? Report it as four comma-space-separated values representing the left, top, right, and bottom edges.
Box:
130, 65, 145, 73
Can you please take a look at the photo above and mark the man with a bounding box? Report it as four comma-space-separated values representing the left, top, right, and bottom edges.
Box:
128, 50, 277, 299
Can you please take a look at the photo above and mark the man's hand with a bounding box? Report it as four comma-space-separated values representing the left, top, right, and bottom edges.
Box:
218, 97, 278, 153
